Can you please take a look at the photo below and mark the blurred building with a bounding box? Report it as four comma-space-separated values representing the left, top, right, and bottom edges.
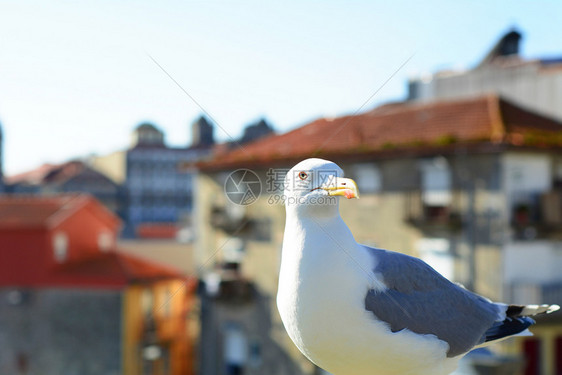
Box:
239, 118, 275, 144
211, 118, 275, 158
92, 118, 214, 238
194, 95, 562, 375
117, 238, 196, 276
0, 121, 4, 193
191, 116, 215, 148
5, 160, 122, 213
0, 195, 197, 375
408, 29, 562, 122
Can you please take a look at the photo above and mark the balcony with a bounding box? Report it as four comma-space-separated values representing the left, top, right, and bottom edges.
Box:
210, 206, 273, 242
405, 190, 462, 232
210, 205, 251, 235
510, 190, 562, 240
203, 263, 255, 304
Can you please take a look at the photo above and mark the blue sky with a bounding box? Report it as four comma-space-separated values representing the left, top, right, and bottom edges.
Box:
1, 1, 561, 175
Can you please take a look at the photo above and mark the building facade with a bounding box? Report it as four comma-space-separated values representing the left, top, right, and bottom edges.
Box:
93, 118, 214, 238
408, 29, 562, 122
195, 95, 562, 375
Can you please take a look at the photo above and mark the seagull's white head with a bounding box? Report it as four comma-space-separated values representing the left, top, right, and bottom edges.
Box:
284, 158, 359, 217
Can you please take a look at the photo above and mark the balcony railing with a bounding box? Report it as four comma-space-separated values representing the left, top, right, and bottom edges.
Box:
203, 263, 255, 304
209, 206, 251, 234
405, 190, 462, 231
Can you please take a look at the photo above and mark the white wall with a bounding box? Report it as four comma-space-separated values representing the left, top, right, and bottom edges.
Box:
417, 238, 454, 281
411, 61, 562, 122
504, 241, 562, 284
502, 153, 552, 209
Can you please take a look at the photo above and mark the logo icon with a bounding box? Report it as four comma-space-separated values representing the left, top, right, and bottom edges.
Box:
224, 169, 262, 205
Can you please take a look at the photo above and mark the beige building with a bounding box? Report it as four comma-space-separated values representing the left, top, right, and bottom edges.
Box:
195, 95, 562, 375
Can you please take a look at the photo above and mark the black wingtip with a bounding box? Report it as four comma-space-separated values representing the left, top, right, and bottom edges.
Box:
506, 305, 524, 318
485, 316, 535, 342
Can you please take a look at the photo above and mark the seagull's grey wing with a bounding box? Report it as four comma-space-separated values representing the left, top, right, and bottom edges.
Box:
364, 247, 501, 357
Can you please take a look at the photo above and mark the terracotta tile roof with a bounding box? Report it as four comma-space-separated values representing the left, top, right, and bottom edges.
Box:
42, 161, 86, 185
5, 163, 58, 185
0, 194, 120, 229
0, 194, 86, 228
54, 251, 185, 284
6, 160, 115, 187
114, 251, 185, 281
199, 95, 562, 170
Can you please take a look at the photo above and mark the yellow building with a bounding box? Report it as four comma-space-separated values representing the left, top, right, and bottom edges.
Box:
123, 277, 197, 375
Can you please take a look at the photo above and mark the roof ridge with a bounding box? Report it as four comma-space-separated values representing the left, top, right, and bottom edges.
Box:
368, 94, 492, 117
113, 250, 184, 281
208, 95, 496, 161
52, 250, 183, 284
5, 163, 59, 184
198, 93, 561, 171
46, 194, 92, 229
486, 94, 506, 143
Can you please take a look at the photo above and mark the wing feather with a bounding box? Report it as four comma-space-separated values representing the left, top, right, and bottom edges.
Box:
364, 247, 500, 357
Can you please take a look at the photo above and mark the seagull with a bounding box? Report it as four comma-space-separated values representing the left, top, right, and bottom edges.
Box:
277, 158, 559, 375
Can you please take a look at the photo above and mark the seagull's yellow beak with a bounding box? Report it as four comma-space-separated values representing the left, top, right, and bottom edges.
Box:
321, 177, 360, 199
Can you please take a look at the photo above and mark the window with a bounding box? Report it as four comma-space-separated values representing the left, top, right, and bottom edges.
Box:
420, 157, 451, 206
248, 340, 262, 368
222, 237, 245, 263
162, 287, 172, 318
351, 163, 381, 194
504, 154, 553, 238
555, 160, 562, 188
223, 323, 248, 375
504, 154, 550, 194
97, 231, 113, 252
141, 289, 153, 317
53, 232, 68, 263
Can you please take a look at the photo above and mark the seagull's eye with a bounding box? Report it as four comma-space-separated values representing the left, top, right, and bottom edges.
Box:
298, 171, 308, 180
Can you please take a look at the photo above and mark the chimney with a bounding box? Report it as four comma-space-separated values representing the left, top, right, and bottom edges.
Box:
191, 116, 215, 147
240, 118, 275, 144
477, 29, 522, 67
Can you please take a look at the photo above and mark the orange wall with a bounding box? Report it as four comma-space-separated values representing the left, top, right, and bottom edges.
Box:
122, 279, 196, 375
54, 202, 118, 264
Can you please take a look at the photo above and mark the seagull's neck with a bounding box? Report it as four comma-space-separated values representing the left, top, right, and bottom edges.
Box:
284, 206, 357, 257
285, 206, 342, 231
287, 200, 340, 219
